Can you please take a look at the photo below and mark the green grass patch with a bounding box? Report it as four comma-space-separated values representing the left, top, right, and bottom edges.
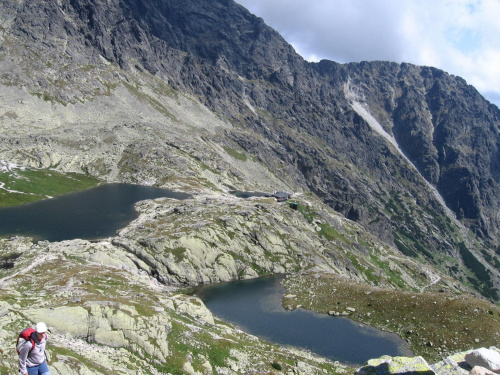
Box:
394, 237, 418, 258
123, 81, 176, 120
157, 320, 232, 374
223, 146, 248, 162
0, 167, 100, 207
319, 223, 351, 244
457, 242, 498, 300
369, 255, 408, 289
297, 204, 315, 224
272, 361, 282, 370
393, 230, 433, 260
296, 203, 351, 243
284, 273, 500, 363
50, 345, 113, 374
170, 247, 187, 261
151, 76, 179, 101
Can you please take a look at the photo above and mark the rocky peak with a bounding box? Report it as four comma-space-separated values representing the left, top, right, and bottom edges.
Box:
344, 60, 500, 237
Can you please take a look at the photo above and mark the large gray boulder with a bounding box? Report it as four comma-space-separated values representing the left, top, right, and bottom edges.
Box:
356, 355, 435, 375
465, 348, 500, 373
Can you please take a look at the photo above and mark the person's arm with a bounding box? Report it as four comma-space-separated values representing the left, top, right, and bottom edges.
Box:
18, 341, 30, 375
44, 332, 49, 361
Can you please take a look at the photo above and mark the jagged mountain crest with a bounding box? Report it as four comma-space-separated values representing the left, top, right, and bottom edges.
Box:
0, 0, 499, 300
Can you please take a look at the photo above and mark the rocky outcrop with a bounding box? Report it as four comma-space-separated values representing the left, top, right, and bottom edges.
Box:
344, 61, 500, 240
113, 194, 334, 285
357, 356, 434, 375
111, 192, 464, 293
0, 235, 353, 375
356, 347, 500, 375
24, 303, 171, 359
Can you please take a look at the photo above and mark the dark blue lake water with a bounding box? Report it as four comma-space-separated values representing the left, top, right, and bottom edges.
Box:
229, 190, 270, 198
196, 275, 413, 366
0, 183, 190, 242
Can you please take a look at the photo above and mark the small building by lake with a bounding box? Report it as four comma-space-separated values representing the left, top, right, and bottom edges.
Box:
272, 191, 291, 202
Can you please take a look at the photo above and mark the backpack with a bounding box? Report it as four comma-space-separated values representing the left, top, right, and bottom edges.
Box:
16, 328, 36, 355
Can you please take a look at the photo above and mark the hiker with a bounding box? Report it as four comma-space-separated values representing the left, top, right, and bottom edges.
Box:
18, 322, 52, 375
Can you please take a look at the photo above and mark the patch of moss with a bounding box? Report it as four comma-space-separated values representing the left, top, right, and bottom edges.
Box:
272, 361, 282, 370
223, 146, 248, 162
319, 223, 351, 244
297, 204, 315, 224
170, 247, 187, 261
156, 320, 232, 373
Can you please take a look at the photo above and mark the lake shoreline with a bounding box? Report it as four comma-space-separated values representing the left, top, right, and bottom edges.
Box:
195, 274, 413, 367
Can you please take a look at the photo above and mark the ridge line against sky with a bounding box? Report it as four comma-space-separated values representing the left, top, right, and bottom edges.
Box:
235, 0, 500, 109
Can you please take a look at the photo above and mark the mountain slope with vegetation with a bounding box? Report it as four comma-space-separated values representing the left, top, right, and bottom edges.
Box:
1, 194, 498, 374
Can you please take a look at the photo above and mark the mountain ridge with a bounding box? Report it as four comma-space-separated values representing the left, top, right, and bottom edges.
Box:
1, 0, 499, 297
2, 0, 500, 373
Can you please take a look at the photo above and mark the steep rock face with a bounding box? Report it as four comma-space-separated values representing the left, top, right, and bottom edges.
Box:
345, 61, 500, 239
1, 0, 500, 298
51, 0, 500, 239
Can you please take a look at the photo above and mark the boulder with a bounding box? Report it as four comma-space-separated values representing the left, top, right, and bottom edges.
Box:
173, 296, 215, 325
357, 356, 435, 375
431, 351, 470, 375
94, 327, 127, 348
182, 361, 202, 375
24, 306, 89, 337
470, 366, 497, 375
465, 348, 500, 373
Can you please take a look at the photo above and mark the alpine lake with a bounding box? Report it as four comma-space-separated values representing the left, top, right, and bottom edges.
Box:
195, 275, 412, 366
0, 183, 190, 242
0, 183, 412, 366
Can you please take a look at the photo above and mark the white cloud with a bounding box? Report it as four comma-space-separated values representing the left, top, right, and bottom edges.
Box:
235, 0, 500, 108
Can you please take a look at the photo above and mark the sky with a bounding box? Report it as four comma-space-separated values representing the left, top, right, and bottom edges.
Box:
235, 0, 500, 108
